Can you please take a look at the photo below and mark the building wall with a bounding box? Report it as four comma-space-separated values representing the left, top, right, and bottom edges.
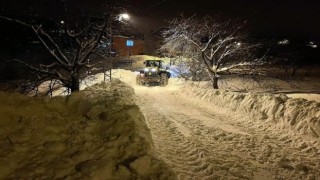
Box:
113, 36, 144, 56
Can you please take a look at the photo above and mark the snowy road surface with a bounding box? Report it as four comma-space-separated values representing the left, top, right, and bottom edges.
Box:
133, 85, 320, 180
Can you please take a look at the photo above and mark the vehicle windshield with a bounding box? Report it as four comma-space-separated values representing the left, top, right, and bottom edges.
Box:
146, 61, 162, 68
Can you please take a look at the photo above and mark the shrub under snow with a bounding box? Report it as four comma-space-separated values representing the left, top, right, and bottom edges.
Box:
0, 80, 176, 179
176, 83, 320, 139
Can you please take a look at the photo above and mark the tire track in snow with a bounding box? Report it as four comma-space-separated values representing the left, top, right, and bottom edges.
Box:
134, 86, 320, 179
165, 111, 256, 179
175, 91, 320, 179
136, 91, 255, 179
141, 106, 215, 179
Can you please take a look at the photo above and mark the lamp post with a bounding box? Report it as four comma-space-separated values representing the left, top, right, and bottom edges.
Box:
104, 13, 131, 81
109, 13, 131, 57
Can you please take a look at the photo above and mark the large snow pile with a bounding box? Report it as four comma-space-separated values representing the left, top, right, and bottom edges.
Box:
176, 83, 320, 139
0, 80, 176, 179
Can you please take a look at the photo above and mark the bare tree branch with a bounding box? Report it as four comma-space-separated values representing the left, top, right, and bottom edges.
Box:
1, 0, 118, 93
161, 15, 265, 89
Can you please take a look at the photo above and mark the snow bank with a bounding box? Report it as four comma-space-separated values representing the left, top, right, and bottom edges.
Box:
176, 83, 320, 139
287, 93, 320, 103
0, 80, 175, 179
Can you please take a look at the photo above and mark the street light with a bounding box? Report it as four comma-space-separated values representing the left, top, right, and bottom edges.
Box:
104, 13, 131, 81
118, 13, 130, 21
110, 13, 131, 53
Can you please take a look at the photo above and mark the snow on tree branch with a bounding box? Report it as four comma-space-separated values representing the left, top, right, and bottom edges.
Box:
161, 15, 266, 89
0, 1, 119, 94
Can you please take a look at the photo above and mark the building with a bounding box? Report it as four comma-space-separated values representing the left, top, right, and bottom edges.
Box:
112, 36, 144, 56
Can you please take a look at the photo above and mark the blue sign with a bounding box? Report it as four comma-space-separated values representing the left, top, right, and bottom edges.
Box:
126, 40, 134, 46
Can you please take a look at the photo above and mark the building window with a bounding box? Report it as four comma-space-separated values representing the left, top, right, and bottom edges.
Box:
126, 40, 134, 46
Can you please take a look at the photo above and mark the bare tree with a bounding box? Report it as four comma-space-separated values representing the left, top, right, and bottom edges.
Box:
274, 41, 316, 77
162, 16, 265, 89
0, 0, 118, 94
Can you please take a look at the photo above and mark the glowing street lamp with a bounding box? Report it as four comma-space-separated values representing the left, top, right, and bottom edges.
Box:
118, 13, 130, 21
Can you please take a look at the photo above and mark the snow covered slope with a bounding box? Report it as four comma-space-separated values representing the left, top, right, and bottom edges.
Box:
0, 80, 176, 179
176, 83, 320, 139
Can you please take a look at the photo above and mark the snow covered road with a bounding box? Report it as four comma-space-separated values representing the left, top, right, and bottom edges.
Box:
133, 85, 320, 180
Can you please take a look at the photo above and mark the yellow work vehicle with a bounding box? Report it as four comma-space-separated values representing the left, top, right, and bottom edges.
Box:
136, 60, 171, 86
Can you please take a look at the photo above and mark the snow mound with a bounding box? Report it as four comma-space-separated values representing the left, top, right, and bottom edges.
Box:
0, 80, 176, 179
176, 83, 320, 139
112, 69, 138, 85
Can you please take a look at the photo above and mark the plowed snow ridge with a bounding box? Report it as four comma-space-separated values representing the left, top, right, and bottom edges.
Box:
177, 83, 320, 139
0, 80, 176, 179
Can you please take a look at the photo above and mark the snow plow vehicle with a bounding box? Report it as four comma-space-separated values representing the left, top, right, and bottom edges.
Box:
136, 60, 171, 86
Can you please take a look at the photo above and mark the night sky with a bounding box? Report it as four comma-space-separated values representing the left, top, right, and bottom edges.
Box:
1, 0, 320, 41
130, 0, 320, 41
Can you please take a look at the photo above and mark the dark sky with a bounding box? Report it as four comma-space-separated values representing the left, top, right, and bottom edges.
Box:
1, 0, 320, 40
130, 0, 320, 40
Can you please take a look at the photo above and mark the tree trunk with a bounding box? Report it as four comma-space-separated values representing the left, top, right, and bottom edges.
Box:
70, 74, 80, 92
305, 66, 310, 77
207, 71, 219, 89
212, 75, 219, 89
291, 68, 298, 76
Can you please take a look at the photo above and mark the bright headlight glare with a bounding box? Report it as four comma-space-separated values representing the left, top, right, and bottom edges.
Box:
151, 68, 156, 72
144, 68, 149, 72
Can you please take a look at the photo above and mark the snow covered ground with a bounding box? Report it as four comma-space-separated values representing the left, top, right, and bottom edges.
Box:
0, 80, 175, 179
1, 68, 320, 179
112, 69, 320, 179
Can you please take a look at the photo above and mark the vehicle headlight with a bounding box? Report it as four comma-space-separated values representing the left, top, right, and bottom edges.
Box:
144, 68, 149, 72
151, 68, 156, 72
